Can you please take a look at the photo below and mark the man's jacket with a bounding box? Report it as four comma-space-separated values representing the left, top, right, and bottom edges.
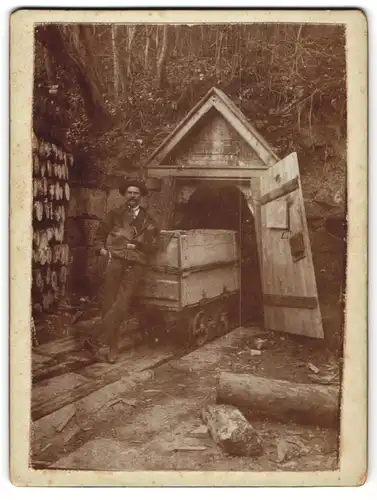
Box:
93, 204, 160, 265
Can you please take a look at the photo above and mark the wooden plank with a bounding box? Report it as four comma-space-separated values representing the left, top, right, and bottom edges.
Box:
148, 229, 238, 270
266, 200, 288, 229
78, 344, 175, 380
32, 346, 176, 421
145, 87, 279, 169
147, 259, 240, 276
147, 167, 268, 179
150, 99, 214, 166
259, 153, 324, 338
212, 88, 280, 163
148, 232, 180, 268
263, 306, 324, 338
259, 177, 299, 205
143, 261, 241, 307
33, 373, 90, 409
176, 177, 253, 187
180, 230, 238, 269
156, 164, 267, 171
144, 88, 215, 166
142, 274, 180, 301
146, 177, 176, 230
34, 337, 80, 357
263, 294, 318, 309
212, 98, 277, 167
158, 162, 266, 171
32, 351, 53, 364
165, 112, 263, 169
159, 177, 177, 229
253, 200, 264, 290
137, 298, 181, 311
32, 356, 93, 384
33, 323, 142, 383
145, 177, 162, 191
181, 263, 240, 307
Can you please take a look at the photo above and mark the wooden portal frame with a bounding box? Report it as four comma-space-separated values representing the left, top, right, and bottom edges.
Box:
143, 86, 277, 305
143, 87, 324, 339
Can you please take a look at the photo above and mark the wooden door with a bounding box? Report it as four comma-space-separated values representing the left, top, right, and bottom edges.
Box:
259, 152, 324, 338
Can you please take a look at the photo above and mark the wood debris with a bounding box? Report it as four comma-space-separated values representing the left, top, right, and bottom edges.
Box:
307, 362, 320, 374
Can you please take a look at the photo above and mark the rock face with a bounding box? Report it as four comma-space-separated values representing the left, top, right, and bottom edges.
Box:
201, 404, 263, 457
65, 218, 101, 247
68, 187, 107, 219
66, 187, 107, 297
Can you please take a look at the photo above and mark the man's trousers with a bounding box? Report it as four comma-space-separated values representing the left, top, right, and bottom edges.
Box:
94, 258, 145, 351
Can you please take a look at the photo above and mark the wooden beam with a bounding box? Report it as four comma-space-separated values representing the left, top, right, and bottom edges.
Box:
263, 294, 318, 309
212, 98, 277, 167
144, 87, 216, 167
157, 164, 267, 171
175, 177, 253, 187
150, 99, 214, 166
213, 88, 280, 162
147, 167, 268, 179
32, 345, 175, 421
259, 177, 299, 205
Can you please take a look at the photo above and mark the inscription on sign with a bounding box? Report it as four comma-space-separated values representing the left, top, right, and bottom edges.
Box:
266, 200, 288, 229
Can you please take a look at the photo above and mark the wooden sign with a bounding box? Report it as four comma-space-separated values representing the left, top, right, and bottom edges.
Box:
265, 199, 288, 229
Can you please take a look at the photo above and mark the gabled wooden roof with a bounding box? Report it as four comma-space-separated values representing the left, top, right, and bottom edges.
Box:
144, 87, 280, 169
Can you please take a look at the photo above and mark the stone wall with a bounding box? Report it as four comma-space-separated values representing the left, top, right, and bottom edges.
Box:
66, 186, 107, 297
65, 174, 162, 297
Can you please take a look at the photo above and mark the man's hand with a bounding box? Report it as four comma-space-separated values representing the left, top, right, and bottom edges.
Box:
99, 248, 108, 257
127, 243, 136, 250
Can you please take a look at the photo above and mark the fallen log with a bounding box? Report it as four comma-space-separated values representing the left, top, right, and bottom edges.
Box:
201, 404, 263, 457
217, 372, 340, 428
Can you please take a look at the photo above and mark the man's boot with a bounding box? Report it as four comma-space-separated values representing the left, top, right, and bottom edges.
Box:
106, 348, 118, 364
84, 337, 109, 363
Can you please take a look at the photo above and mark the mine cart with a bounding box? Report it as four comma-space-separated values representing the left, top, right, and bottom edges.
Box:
137, 229, 241, 346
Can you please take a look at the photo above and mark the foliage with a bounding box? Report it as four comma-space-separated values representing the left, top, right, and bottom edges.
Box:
33, 23, 346, 206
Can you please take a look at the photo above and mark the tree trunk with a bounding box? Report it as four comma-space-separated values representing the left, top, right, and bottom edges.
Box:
127, 25, 136, 79
111, 24, 120, 100
154, 26, 160, 55
217, 372, 340, 428
202, 404, 263, 457
43, 45, 55, 85
215, 28, 224, 81
35, 24, 113, 127
156, 25, 169, 89
144, 26, 151, 71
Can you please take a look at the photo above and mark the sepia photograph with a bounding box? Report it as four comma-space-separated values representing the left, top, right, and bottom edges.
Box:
9, 9, 367, 487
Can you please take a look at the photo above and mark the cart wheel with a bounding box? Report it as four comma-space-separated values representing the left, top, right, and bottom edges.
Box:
206, 306, 218, 340
190, 309, 209, 347
215, 305, 230, 338
228, 293, 241, 330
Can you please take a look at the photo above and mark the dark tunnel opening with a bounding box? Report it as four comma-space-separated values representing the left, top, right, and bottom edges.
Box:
175, 182, 264, 325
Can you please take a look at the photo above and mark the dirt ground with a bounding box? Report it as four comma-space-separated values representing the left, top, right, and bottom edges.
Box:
32, 221, 344, 472
45, 327, 340, 472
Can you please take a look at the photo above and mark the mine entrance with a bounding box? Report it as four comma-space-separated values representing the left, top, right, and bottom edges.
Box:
174, 181, 263, 327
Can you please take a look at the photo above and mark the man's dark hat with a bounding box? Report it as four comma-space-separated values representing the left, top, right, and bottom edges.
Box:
119, 177, 148, 197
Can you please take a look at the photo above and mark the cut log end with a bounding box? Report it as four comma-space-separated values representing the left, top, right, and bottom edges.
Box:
202, 404, 263, 457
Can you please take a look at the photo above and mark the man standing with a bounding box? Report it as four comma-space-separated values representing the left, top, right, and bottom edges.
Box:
84, 177, 160, 363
